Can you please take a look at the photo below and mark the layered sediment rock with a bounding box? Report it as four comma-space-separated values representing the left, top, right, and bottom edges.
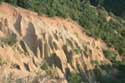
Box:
0, 3, 114, 83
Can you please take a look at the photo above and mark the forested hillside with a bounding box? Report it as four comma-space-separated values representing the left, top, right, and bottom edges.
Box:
90, 0, 125, 18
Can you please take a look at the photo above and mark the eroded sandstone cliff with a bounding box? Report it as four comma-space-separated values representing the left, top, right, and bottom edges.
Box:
0, 3, 117, 83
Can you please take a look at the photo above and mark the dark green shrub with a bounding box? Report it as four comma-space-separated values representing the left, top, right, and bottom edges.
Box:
0, 57, 6, 66
118, 48, 125, 56
0, 33, 17, 46
67, 73, 82, 83
91, 60, 99, 65
40, 62, 48, 70
103, 49, 116, 61
74, 48, 81, 55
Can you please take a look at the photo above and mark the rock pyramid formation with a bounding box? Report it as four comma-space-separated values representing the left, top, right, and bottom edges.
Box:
0, 3, 115, 83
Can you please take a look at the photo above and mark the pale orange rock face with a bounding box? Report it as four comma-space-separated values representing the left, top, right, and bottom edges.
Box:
0, 3, 116, 83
